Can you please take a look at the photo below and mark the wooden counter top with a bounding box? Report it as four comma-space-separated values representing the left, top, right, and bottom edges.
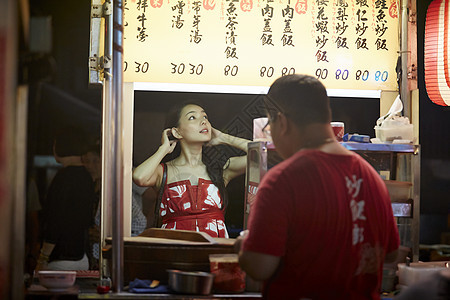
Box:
103, 229, 237, 285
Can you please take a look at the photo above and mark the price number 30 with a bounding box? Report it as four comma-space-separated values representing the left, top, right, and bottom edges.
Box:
170, 63, 204, 75
123, 61, 150, 73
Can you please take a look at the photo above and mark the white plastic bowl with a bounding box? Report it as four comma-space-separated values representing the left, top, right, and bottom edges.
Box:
38, 270, 76, 291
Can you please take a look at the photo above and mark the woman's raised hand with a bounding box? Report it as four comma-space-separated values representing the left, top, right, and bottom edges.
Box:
207, 127, 224, 146
161, 128, 177, 154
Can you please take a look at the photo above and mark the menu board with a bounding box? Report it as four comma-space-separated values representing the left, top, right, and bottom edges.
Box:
123, 0, 400, 93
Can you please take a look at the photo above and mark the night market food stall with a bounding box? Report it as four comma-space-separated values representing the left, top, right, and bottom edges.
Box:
89, 0, 421, 297
9, 0, 450, 299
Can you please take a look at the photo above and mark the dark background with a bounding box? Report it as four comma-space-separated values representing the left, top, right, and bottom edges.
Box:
24, 0, 450, 242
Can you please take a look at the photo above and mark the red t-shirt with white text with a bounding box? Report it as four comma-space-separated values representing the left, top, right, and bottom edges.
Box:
243, 150, 399, 300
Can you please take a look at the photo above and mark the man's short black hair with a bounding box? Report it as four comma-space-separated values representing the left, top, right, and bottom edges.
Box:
266, 74, 332, 127
53, 126, 89, 157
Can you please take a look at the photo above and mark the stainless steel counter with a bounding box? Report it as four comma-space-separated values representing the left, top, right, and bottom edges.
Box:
27, 278, 262, 300
79, 292, 262, 299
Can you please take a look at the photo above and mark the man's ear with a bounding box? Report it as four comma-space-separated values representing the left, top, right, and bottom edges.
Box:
171, 127, 182, 139
277, 112, 290, 136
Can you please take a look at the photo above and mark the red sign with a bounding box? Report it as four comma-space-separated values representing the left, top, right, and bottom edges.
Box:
389, 1, 398, 18
240, 0, 252, 12
150, 0, 163, 9
203, 0, 216, 10
295, 0, 307, 15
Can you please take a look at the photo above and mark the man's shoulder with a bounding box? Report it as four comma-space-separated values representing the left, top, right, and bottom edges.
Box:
261, 155, 304, 187
270, 150, 321, 171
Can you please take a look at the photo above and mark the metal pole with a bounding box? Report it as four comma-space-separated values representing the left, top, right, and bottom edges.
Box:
111, 0, 124, 292
400, 0, 410, 119
101, 0, 113, 281
89, 0, 103, 85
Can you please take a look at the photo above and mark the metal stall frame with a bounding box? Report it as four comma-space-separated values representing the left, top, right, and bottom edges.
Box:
91, 0, 418, 293
89, 0, 126, 292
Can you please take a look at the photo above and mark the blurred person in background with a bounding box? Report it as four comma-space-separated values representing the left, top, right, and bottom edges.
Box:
82, 144, 149, 270
81, 141, 101, 270
35, 126, 95, 271
24, 173, 42, 281
131, 181, 149, 236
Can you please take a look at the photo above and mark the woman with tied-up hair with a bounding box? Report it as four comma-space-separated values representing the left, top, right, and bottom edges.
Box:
133, 102, 250, 238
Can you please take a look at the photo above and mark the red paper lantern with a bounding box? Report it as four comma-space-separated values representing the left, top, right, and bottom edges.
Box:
425, 0, 450, 106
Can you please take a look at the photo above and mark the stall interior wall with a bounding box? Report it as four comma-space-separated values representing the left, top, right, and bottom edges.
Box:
133, 91, 380, 237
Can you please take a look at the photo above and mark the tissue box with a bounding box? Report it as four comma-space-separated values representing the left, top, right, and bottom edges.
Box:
343, 133, 370, 143
374, 124, 413, 142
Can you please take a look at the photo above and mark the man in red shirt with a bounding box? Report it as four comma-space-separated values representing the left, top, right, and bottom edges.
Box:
237, 74, 400, 300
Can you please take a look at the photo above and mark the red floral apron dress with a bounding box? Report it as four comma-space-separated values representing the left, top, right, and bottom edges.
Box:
159, 178, 228, 238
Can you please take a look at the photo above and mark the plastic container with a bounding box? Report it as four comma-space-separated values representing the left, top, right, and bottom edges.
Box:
331, 122, 345, 141
397, 261, 449, 287
209, 254, 245, 293
381, 268, 396, 292
37, 270, 76, 291
374, 124, 413, 142
96, 277, 111, 294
